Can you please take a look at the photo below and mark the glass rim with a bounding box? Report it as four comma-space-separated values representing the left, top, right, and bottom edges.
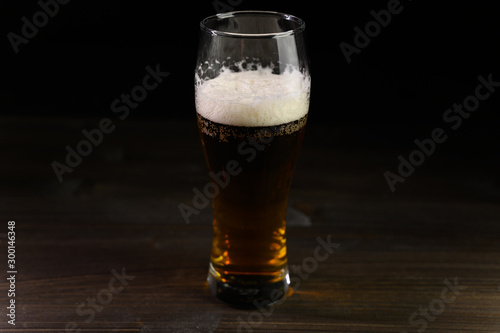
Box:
200, 10, 306, 38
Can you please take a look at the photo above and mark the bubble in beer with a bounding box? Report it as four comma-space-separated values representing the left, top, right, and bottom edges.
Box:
195, 61, 311, 128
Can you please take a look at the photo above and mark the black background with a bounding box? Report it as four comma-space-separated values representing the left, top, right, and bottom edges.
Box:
1, 1, 499, 130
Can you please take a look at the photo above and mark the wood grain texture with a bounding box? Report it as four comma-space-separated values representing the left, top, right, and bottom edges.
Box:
0, 116, 499, 332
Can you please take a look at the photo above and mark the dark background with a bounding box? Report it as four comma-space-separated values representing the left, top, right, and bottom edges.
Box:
2, 0, 499, 124
1, 0, 499, 173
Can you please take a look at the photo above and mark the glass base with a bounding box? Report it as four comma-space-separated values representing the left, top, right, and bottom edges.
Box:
207, 263, 290, 309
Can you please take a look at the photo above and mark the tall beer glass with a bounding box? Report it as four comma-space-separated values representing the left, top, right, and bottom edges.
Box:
195, 11, 311, 307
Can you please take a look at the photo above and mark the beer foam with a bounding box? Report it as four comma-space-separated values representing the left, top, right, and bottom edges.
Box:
195, 65, 310, 127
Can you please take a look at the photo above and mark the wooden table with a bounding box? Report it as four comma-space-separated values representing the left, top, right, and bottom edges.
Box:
1, 116, 499, 332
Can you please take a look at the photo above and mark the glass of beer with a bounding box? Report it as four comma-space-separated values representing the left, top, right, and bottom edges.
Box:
195, 11, 311, 307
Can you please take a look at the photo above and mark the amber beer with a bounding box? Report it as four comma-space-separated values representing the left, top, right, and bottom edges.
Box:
198, 112, 307, 288
195, 66, 310, 306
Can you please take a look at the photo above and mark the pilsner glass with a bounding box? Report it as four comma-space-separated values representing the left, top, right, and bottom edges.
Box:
194, 11, 311, 307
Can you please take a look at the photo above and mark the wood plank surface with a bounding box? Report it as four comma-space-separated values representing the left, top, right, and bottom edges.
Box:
0, 116, 499, 332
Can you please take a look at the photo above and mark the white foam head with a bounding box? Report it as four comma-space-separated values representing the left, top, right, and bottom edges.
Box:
195, 64, 310, 127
